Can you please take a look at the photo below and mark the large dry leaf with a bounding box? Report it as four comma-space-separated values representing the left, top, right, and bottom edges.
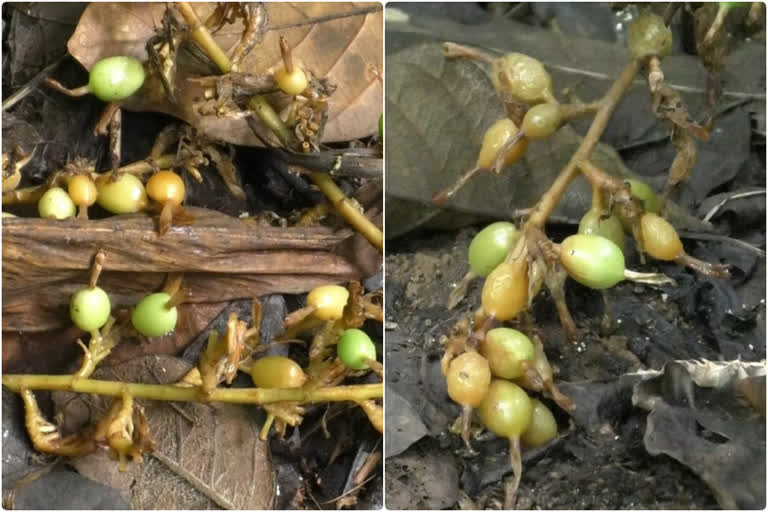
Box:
54, 356, 275, 510
67, 2, 382, 144
633, 361, 766, 509
386, 42, 716, 238
2, 208, 362, 331
384, 16, 762, 237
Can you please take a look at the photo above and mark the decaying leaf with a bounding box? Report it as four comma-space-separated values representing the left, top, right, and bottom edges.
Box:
53, 355, 275, 510
2, 207, 362, 332
665, 128, 697, 195
694, 3, 730, 73
385, 14, 763, 237
385, 42, 717, 238
652, 84, 709, 140
632, 360, 766, 510
384, 384, 428, 458
67, 2, 382, 144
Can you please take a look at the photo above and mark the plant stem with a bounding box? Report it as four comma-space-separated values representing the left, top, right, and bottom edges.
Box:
309, 172, 383, 250
701, 4, 730, 49
279, 36, 294, 73
560, 100, 603, 123
177, 2, 232, 73
248, 95, 294, 145
526, 60, 640, 229
2, 374, 382, 404
442, 42, 495, 64
577, 159, 625, 193
43, 80, 90, 97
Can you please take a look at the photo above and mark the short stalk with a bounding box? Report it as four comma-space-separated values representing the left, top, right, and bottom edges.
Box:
88, 250, 106, 289
442, 42, 494, 64
432, 167, 482, 205
279, 36, 294, 73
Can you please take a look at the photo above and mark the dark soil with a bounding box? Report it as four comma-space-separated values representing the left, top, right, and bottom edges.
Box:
384, 226, 762, 509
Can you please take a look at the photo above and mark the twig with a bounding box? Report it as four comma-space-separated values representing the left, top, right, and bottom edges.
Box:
274, 149, 382, 179
559, 100, 603, 123
442, 42, 494, 64
309, 172, 383, 250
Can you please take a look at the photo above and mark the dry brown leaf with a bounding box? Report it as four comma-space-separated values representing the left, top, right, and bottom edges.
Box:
667, 129, 698, 191
54, 356, 275, 509
67, 2, 382, 144
2, 207, 362, 331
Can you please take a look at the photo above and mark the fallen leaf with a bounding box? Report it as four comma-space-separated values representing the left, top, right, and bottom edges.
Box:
54, 355, 275, 510
633, 360, 766, 510
384, 384, 427, 458
67, 2, 382, 144
385, 42, 714, 238
2, 207, 362, 331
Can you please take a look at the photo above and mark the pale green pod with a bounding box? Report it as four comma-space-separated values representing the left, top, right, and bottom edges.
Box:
479, 380, 533, 439
480, 328, 535, 379
626, 179, 661, 213
490, 53, 553, 104
521, 103, 562, 139
521, 399, 558, 447
88, 56, 146, 102
38, 187, 76, 219
560, 234, 625, 289
337, 329, 377, 370
578, 210, 626, 254
70, 286, 111, 331
132, 293, 177, 337
96, 173, 147, 214
468, 222, 520, 277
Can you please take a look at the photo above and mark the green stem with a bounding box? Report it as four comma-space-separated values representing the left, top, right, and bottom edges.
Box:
309, 172, 383, 250
177, 2, 232, 73
249, 96, 295, 145
2, 374, 382, 404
